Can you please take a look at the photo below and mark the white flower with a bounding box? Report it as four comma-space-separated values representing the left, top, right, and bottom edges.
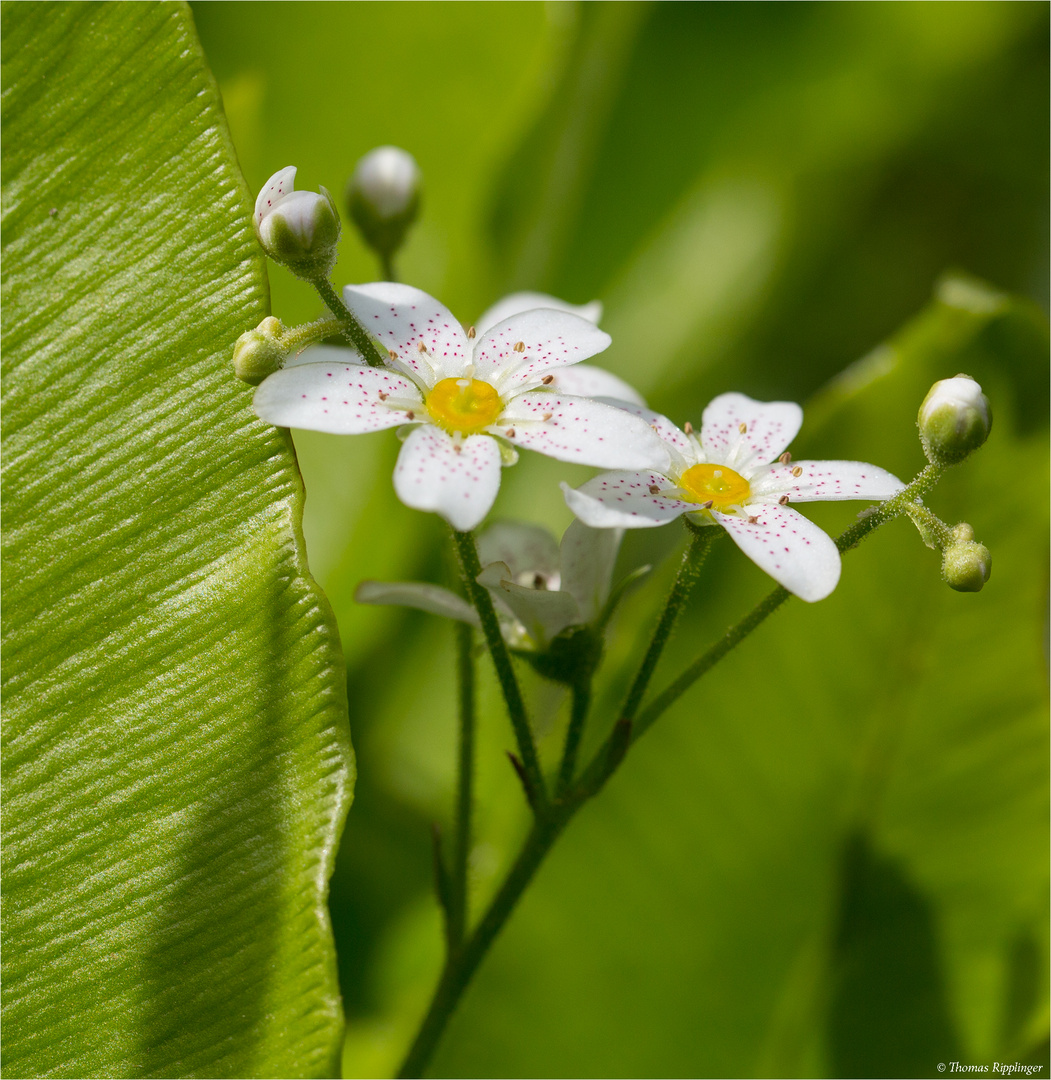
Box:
562, 392, 905, 602
346, 146, 421, 257
253, 283, 668, 531
254, 166, 341, 272
356, 519, 623, 649
917, 374, 991, 465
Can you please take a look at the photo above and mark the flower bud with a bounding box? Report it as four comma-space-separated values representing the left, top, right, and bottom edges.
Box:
232, 316, 290, 385
918, 374, 992, 465
254, 167, 341, 277
941, 523, 991, 592
345, 146, 421, 263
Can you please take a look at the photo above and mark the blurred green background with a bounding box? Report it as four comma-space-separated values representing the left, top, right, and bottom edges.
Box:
193, 3, 1048, 1077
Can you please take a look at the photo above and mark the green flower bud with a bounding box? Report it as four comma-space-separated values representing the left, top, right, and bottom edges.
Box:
254, 167, 341, 277
346, 146, 421, 265
232, 316, 290, 385
941, 523, 991, 592
918, 374, 992, 466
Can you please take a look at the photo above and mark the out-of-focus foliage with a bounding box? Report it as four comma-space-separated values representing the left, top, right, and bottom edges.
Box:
194, 3, 1048, 1077
2, 4, 351, 1076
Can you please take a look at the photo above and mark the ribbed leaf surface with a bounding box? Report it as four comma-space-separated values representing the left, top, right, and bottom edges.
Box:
1, 4, 353, 1077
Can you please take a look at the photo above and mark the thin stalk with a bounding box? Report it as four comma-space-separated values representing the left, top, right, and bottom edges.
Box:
620, 526, 714, 722
397, 815, 569, 1079
451, 529, 547, 811
381, 252, 397, 283
310, 276, 387, 367
447, 622, 475, 950
556, 681, 591, 796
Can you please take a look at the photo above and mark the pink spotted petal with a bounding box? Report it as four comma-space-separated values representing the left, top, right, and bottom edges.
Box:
253, 362, 421, 434
342, 282, 469, 383
254, 165, 296, 225
393, 427, 502, 532
473, 309, 611, 390
499, 394, 670, 471
713, 503, 840, 602
749, 460, 905, 503
700, 392, 803, 471
562, 472, 695, 529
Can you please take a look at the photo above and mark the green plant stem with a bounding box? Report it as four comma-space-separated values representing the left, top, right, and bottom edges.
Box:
448, 622, 475, 950
620, 525, 715, 722
310, 275, 387, 366
451, 529, 547, 811
556, 681, 591, 795
381, 252, 397, 283
399, 466, 943, 1077
397, 814, 569, 1079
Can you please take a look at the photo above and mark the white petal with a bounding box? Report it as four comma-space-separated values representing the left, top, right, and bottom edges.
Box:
749, 460, 906, 503
700, 392, 803, 472
545, 363, 645, 406
562, 473, 693, 529
559, 519, 622, 622
596, 401, 695, 460
714, 503, 840, 602
254, 165, 296, 225
477, 522, 560, 582
473, 310, 611, 390
474, 292, 602, 337
393, 426, 502, 532
477, 563, 580, 645
342, 282, 469, 383
253, 362, 421, 434
355, 580, 479, 626
284, 344, 364, 368
499, 394, 671, 470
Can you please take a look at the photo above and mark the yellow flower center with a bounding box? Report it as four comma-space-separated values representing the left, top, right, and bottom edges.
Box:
425, 377, 502, 434
679, 463, 750, 509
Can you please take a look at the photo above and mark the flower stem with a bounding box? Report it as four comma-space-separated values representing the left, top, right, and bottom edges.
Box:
556, 681, 591, 796
397, 814, 570, 1079
620, 525, 715, 723
447, 622, 475, 950
309, 275, 387, 367
450, 529, 547, 811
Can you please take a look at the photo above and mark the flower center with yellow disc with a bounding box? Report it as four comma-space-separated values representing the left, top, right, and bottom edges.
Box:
426, 378, 502, 434
679, 463, 750, 509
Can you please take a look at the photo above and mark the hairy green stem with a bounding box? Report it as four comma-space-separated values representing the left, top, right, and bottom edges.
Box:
397, 814, 569, 1079
620, 526, 715, 722
451, 529, 547, 810
310, 275, 387, 366
399, 466, 942, 1077
447, 622, 475, 950
556, 681, 591, 795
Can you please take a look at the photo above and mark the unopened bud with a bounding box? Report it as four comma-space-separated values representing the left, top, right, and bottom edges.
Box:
941, 523, 991, 592
254, 166, 341, 277
346, 146, 421, 264
232, 316, 290, 384
918, 375, 992, 466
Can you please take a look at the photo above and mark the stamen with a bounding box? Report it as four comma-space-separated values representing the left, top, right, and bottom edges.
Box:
467, 326, 476, 339
505, 427, 516, 437
406, 410, 415, 420
541, 374, 555, 385
453, 444, 462, 454
649, 485, 661, 495
388, 348, 399, 362
513, 341, 525, 353
748, 515, 759, 524
378, 392, 388, 401
542, 412, 552, 421
792, 465, 803, 477
779, 451, 791, 464
533, 573, 545, 589
683, 421, 694, 434
738, 421, 748, 434
417, 341, 428, 353
779, 494, 790, 505
702, 500, 713, 509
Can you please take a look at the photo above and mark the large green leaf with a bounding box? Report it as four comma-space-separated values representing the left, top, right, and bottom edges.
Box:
2, 4, 352, 1076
